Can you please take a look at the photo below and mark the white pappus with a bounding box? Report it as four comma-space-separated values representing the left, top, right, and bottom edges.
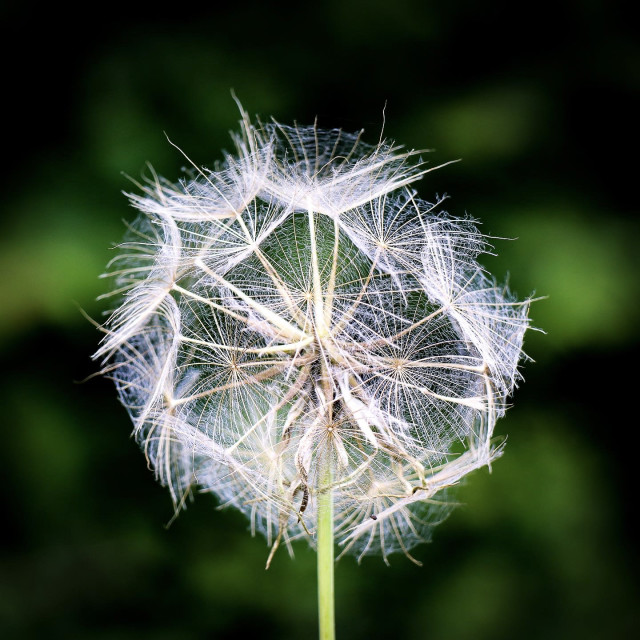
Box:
95, 103, 531, 566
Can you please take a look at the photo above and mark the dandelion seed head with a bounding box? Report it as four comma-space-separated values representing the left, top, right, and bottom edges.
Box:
96, 104, 531, 562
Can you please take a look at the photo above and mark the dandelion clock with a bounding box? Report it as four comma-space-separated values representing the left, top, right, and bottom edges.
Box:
95, 102, 531, 639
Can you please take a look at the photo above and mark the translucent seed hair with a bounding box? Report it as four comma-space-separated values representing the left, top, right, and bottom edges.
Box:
95, 103, 531, 565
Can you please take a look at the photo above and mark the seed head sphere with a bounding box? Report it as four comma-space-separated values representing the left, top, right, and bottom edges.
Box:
96, 105, 531, 564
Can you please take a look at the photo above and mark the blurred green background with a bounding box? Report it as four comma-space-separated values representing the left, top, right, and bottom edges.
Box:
1, 1, 638, 638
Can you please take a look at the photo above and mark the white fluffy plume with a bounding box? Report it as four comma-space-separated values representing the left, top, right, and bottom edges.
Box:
96, 104, 531, 564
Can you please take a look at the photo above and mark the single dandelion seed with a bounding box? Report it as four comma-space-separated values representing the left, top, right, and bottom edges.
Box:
95, 101, 532, 640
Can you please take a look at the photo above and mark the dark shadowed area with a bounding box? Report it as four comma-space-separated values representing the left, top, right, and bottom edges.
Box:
1, 1, 638, 638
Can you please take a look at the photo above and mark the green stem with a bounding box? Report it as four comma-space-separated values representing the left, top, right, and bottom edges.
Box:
317, 458, 335, 640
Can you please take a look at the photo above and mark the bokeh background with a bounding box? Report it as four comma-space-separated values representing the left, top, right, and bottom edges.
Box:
1, 2, 638, 638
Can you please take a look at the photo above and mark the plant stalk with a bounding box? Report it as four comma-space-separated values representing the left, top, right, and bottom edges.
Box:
317, 457, 335, 640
